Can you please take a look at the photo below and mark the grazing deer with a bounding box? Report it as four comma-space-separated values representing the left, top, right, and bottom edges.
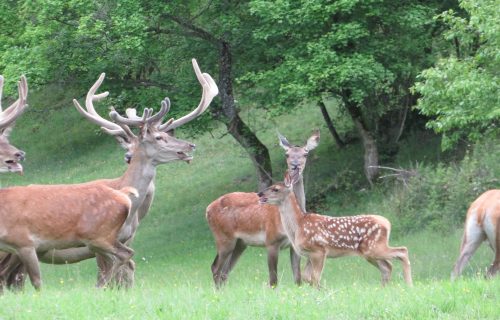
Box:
257, 172, 413, 287
0, 184, 138, 290
451, 189, 500, 280
0, 59, 218, 290
0, 75, 28, 174
206, 130, 320, 287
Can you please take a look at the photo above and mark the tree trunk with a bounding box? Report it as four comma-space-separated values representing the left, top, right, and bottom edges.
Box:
215, 41, 273, 190
317, 100, 345, 148
343, 97, 379, 186
163, 15, 274, 190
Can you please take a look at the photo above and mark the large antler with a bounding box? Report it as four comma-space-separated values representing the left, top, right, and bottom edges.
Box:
158, 58, 218, 132
0, 75, 28, 129
73, 73, 135, 138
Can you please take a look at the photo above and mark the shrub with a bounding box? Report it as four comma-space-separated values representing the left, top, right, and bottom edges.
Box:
389, 140, 499, 232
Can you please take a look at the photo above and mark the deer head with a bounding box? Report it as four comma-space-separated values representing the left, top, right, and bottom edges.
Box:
278, 129, 320, 181
258, 171, 300, 205
73, 59, 218, 165
0, 75, 28, 174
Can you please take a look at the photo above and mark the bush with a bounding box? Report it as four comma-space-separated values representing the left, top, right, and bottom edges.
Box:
389, 140, 499, 232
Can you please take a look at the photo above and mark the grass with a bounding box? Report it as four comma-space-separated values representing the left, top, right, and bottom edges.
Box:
0, 93, 498, 319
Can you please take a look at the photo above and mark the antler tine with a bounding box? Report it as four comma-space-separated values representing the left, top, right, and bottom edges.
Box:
161, 98, 171, 115
73, 73, 130, 137
146, 100, 169, 124
159, 58, 219, 132
110, 107, 146, 126
0, 75, 29, 129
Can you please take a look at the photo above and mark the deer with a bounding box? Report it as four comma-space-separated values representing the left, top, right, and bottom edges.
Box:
0, 183, 139, 290
451, 189, 500, 280
257, 172, 413, 288
206, 130, 320, 287
0, 59, 219, 291
0, 75, 28, 174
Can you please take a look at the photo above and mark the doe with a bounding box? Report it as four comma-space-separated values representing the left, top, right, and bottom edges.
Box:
451, 189, 500, 279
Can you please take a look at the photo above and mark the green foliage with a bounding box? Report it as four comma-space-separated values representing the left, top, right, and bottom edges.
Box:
389, 140, 500, 232
243, 0, 440, 124
414, 0, 500, 150
1, 79, 498, 319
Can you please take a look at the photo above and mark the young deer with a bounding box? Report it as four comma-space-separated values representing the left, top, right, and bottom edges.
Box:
258, 173, 413, 287
206, 130, 319, 287
0, 75, 28, 174
0, 59, 218, 290
0, 184, 138, 290
451, 189, 500, 280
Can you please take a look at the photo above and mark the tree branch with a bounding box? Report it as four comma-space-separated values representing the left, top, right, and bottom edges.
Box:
161, 13, 220, 45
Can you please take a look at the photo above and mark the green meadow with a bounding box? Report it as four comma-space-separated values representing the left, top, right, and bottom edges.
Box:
0, 100, 498, 320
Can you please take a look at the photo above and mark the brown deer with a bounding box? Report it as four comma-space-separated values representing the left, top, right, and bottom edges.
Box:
0, 184, 138, 290
0, 59, 218, 290
0, 75, 28, 174
451, 189, 500, 280
206, 130, 320, 287
258, 172, 413, 287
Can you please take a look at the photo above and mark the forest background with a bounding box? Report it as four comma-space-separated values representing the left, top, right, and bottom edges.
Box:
0, 0, 498, 319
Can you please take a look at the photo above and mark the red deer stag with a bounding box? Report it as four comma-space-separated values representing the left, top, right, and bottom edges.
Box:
0, 75, 28, 174
258, 172, 413, 287
451, 189, 500, 280
0, 183, 138, 290
206, 130, 319, 287
0, 59, 219, 290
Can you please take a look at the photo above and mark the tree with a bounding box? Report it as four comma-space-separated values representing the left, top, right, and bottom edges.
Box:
244, 0, 449, 184
414, 0, 500, 150
0, 0, 275, 190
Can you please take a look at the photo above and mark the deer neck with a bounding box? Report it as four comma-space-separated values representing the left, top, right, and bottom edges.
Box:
278, 192, 304, 251
118, 149, 157, 204
292, 175, 306, 212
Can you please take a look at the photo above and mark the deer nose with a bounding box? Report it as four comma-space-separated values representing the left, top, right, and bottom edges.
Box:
124, 153, 132, 164
15, 151, 25, 161
257, 191, 264, 197
190, 143, 196, 149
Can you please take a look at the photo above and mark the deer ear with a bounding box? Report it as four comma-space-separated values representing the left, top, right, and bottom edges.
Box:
277, 132, 291, 150
0, 124, 14, 137
305, 129, 320, 151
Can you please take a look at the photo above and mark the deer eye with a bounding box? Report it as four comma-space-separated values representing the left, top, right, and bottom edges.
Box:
155, 136, 162, 141
272, 188, 279, 192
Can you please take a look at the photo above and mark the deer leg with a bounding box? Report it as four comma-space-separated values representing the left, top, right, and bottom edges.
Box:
486, 229, 499, 278
290, 247, 302, 285
303, 259, 313, 285
0, 253, 26, 291
308, 252, 326, 288
389, 247, 412, 286
7, 259, 26, 291
366, 257, 393, 286
267, 245, 279, 287
91, 241, 133, 289
212, 240, 236, 288
452, 227, 485, 280
95, 252, 115, 288
113, 260, 136, 289
211, 254, 219, 278
16, 247, 41, 290
224, 240, 247, 276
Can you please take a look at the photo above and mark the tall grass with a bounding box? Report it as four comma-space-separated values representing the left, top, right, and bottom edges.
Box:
0, 90, 498, 319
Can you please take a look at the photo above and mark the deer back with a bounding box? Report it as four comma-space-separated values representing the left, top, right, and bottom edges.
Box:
206, 192, 285, 245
